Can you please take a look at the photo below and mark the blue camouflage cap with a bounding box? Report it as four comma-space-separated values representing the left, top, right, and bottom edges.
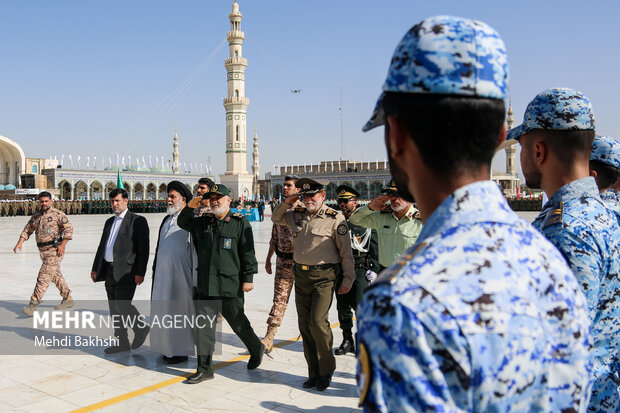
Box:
507, 88, 595, 141
590, 135, 620, 169
363, 15, 509, 132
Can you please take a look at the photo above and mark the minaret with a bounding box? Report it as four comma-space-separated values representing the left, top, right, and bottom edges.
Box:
219, 0, 254, 198
172, 122, 180, 174
252, 126, 260, 196
505, 105, 517, 176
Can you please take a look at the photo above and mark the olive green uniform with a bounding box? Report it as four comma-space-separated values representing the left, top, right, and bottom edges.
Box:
177, 205, 262, 375
349, 204, 423, 269
272, 202, 355, 379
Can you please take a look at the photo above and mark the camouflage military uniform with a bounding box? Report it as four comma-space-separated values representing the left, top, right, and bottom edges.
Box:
599, 189, 620, 216
266, 220, 295, 328
532, 177, 620, 412
19, 207, 74, 302
357, 182, 592, 412
590, 135, 620, 219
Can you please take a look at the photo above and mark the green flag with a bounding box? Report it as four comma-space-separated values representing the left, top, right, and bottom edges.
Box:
116, 169, 123, 189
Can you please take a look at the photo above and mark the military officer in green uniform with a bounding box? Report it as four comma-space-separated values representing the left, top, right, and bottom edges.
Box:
272, 178, 355, 391
177, 184, 264, 384
334, 185, 379, 356
349, 179, 423, 271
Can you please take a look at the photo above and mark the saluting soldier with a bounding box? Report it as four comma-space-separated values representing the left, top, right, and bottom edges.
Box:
14, 191, 74, 316
349, 179, 423, 271
177, 184, 264, 384
333, 185, 379, 356
272, 178, 355, 391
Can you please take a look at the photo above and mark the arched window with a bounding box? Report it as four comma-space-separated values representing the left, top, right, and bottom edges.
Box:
234, 51, 238, 58
31, 164, 38, 174
235, 89, 239, 98
236, 126, 239, 141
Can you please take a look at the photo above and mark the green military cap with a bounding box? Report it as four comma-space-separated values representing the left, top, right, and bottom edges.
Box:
381, 179, 399, 195
296, 178, 326, 195
203, 183, 230, 198
336, 184, 360, 201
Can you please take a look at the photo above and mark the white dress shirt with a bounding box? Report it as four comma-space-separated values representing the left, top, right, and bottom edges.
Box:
104, 209, 128, 263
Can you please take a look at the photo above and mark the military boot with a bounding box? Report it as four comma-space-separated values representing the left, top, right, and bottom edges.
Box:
55, 295, 74, 310
334, 332, 355, 355
22, 300, 41, 317
260, 326, 277, 353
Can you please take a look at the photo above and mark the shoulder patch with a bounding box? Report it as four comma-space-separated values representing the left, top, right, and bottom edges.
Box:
61, 217, 69, 224
542, 202, 563, 229
358, 342, 372, 406
231, 213, 244, 219
337, 223, 348, 235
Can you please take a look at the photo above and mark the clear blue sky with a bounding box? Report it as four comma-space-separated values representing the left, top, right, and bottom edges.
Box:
1, 0, 619, 178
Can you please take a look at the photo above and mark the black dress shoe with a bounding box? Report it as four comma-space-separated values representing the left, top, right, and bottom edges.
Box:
302, 378, 316, 388
162, 355, 189, 364
184, 371, 214, 384
104, 341, 130, 354
334, 338, 355, 355
132, 325, 150, 349
247, 343, 265, 370
316, 374, 332, 391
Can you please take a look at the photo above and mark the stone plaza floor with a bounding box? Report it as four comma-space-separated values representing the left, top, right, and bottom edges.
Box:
0, 212, 361, 412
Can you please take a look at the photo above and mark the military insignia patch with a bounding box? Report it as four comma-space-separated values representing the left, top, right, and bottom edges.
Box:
337, 224, 348, 235
46, 227, 52, 234
302, 183, 310, 190
212, 184, 218, 191
413, 211, 421, 220
48, 217, 52, 222
223, 238, 232, 249
61, 217, 68, 224
358, 342, 371, 406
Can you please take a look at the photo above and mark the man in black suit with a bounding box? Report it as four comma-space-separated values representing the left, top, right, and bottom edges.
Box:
91, 188, 150, 354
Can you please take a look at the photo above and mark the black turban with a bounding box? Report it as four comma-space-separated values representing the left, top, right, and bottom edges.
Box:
167, 181, 192, 202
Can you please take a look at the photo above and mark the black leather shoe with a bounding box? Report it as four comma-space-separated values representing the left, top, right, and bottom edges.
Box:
334, 338, 355, 355
132, 325, 150, 349
184, 371, 214, 384
247, 343, 265, 370
302, 378, 316, 388
104, 340, 130, 354
316, 374, 332, 391
163, 355, 189, 364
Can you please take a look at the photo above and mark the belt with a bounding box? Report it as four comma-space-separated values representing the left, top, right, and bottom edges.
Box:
37, 237, 63, 248
294, 263, 337, 271
275, 249, 293, 260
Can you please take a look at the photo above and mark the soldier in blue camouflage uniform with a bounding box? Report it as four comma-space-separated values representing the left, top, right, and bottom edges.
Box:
509, 89, 620, 412
357, 16, 592, 412
589, 135, 620, 217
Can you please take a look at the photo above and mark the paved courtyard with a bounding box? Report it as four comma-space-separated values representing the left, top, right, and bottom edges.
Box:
0, 212, 360, 412
0, 210, 540, 412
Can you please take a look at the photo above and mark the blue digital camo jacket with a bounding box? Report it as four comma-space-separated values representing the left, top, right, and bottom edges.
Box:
356, 181, 592, 412
533, 177, 620, 412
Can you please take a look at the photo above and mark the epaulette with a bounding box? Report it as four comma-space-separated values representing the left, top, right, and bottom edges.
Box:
325, 208, 338, 217
231, 213, 244, 219
294, 207, 306, 213
542, 202, 563, 229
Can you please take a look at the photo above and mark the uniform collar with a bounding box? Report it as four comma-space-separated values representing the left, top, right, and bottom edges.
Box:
414, 180, 518, 246
309, 203, 328, 218
600, 189, 618, 202
392, 204, 418, 221
545, 177, 600, 209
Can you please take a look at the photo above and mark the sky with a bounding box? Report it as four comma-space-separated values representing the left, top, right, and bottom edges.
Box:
1, 0, 619, 179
